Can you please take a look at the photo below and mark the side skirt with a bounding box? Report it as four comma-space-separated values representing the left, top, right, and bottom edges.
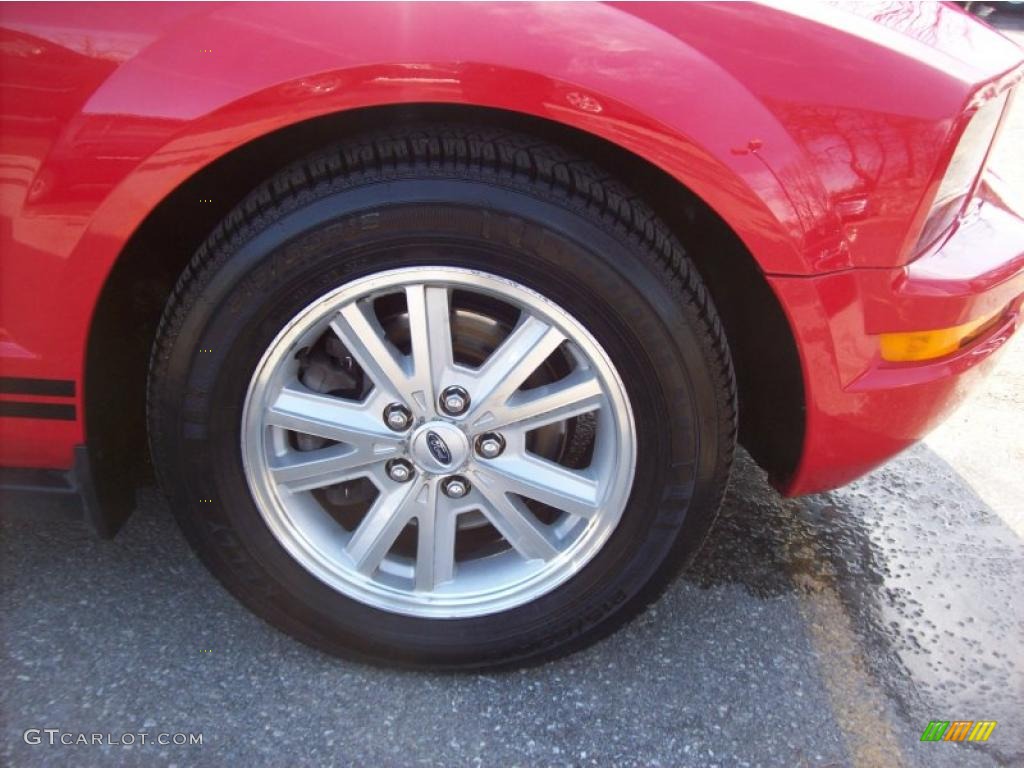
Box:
0, 445, 129, 538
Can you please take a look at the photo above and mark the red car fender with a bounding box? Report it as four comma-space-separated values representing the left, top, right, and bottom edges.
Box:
2, 2, 823, 471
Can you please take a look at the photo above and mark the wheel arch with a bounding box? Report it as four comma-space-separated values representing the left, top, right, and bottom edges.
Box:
86, 103, 805, 532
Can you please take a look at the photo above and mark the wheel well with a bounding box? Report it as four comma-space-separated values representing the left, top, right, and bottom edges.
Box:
86, 103, 805, 516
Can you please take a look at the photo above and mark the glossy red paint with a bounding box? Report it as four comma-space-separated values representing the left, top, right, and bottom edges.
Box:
770, 193, 1024, 493
0, 2, 1022, 494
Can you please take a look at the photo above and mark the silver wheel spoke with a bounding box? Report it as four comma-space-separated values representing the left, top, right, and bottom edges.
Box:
269, 443, 390, 491
331, 302, 419, 409
267, 385, 404, 449
406, 284, 454, 411
479, 454, 600, 520
347, 480, 421, 575
468, 316, 565, 421
474, 474, 560, 561
474, 368, 603, 432
414, 484, 458, 591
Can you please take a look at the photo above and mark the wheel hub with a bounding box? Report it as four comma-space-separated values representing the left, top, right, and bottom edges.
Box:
409, 421, 470, 474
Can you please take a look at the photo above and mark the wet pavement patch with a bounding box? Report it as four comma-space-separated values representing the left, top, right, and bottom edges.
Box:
690, 448, 1024, 767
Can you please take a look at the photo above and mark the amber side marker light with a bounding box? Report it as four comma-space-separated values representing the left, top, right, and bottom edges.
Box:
880, 307, 1006, 363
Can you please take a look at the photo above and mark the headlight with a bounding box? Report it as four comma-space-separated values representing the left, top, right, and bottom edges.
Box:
913, 91, 1008, 255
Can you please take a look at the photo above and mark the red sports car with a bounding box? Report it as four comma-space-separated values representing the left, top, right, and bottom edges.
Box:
1, 2, 1021, 667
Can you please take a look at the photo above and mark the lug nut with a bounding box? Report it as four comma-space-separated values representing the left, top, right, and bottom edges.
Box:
439, 385, 470, 416
475, 433, 506, 459
441, 476, 470, 499
386, 459, 414, 483
383, 403, 412, 431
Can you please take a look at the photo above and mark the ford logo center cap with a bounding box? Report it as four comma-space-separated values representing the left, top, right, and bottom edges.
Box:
426, 430, 452, 465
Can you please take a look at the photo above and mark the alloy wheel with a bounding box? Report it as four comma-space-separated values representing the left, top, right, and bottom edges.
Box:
241, 267, 637, 618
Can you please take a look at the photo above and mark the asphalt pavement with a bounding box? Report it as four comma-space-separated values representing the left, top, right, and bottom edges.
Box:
3, 18, 1024, 768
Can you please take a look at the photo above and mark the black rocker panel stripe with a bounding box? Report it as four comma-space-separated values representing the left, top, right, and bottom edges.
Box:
0, 377, 76, 397
0, 401, 76, 420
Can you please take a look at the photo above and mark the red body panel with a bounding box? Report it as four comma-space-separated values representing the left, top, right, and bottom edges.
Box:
0, 2, 1022, 493
771, 185, 1024, 492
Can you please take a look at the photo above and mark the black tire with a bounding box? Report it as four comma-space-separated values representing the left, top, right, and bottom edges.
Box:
148, 124, 736, 669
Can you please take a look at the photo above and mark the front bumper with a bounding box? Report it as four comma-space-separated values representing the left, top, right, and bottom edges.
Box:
769, 189, 1024, 495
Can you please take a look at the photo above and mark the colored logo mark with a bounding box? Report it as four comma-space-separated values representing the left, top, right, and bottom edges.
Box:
920, 720, 996, 742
